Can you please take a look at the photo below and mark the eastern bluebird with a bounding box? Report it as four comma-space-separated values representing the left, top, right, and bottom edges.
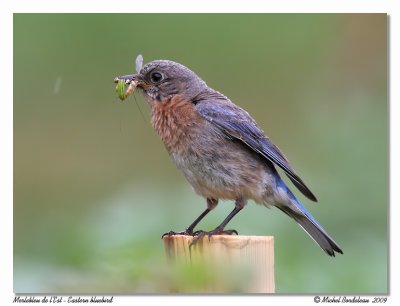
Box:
114, 59, 343, 256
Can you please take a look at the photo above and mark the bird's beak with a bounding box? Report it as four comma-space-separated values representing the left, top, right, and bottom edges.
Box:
113, 74, 140, 84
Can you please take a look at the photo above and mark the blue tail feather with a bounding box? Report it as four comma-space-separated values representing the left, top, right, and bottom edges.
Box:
275, 178, 343, 256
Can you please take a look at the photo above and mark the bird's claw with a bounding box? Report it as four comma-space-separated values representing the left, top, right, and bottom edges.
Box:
193, 229, 238, 238
161, 229, 194, 239
190, 228, 238, 247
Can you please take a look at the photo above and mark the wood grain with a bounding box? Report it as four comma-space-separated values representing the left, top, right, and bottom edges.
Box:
163, 235, 274, 293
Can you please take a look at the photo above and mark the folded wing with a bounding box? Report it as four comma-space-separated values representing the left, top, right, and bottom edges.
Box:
195, 98, 317, 202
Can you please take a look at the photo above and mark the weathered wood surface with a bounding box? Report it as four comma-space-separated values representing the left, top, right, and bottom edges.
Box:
163, 235, 274, 293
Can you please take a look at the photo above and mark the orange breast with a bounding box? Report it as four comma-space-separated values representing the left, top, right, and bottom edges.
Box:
150, 95, 205, 154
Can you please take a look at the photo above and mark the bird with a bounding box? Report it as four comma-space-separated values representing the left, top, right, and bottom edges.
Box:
114, 58, 343, 257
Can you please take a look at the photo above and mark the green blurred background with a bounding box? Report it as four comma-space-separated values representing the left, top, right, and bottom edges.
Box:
14, 14, 387, 293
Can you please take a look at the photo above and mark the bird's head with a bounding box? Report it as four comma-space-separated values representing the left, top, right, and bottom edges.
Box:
114, 59, 208, 104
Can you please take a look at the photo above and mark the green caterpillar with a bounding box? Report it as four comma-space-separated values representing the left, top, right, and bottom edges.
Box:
115, 54, 143, 101
116, 79, 127, 101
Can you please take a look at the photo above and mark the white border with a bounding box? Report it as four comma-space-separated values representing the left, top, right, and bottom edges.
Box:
1, 0, 397, 13
2, 1, 398, 306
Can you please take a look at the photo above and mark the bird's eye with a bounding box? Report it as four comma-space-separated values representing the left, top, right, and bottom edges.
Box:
150, 71, 163, 83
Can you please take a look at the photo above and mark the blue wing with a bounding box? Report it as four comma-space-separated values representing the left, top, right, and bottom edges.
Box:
195, 96, 317, 202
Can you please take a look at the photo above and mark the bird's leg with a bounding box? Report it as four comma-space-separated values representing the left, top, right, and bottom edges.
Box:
162, 208, 211, 237
191, 198, 246, 245
162, 198, 218, 238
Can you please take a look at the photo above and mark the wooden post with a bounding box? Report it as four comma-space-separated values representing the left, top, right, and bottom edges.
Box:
163, 235, 274, 293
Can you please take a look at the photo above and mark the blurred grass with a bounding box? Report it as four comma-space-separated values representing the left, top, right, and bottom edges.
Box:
14, 14, 387, 293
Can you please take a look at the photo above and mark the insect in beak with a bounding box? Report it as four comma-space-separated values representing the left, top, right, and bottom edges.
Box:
135, 54, 143, 73
115, 79, 127, 101
114, 77, 138, 101
114, 54, 143, 101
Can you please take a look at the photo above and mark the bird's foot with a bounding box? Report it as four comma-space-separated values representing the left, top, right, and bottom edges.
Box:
190, 228, 238, 247
194, 229, 238, 238
161, 228, 194, 239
